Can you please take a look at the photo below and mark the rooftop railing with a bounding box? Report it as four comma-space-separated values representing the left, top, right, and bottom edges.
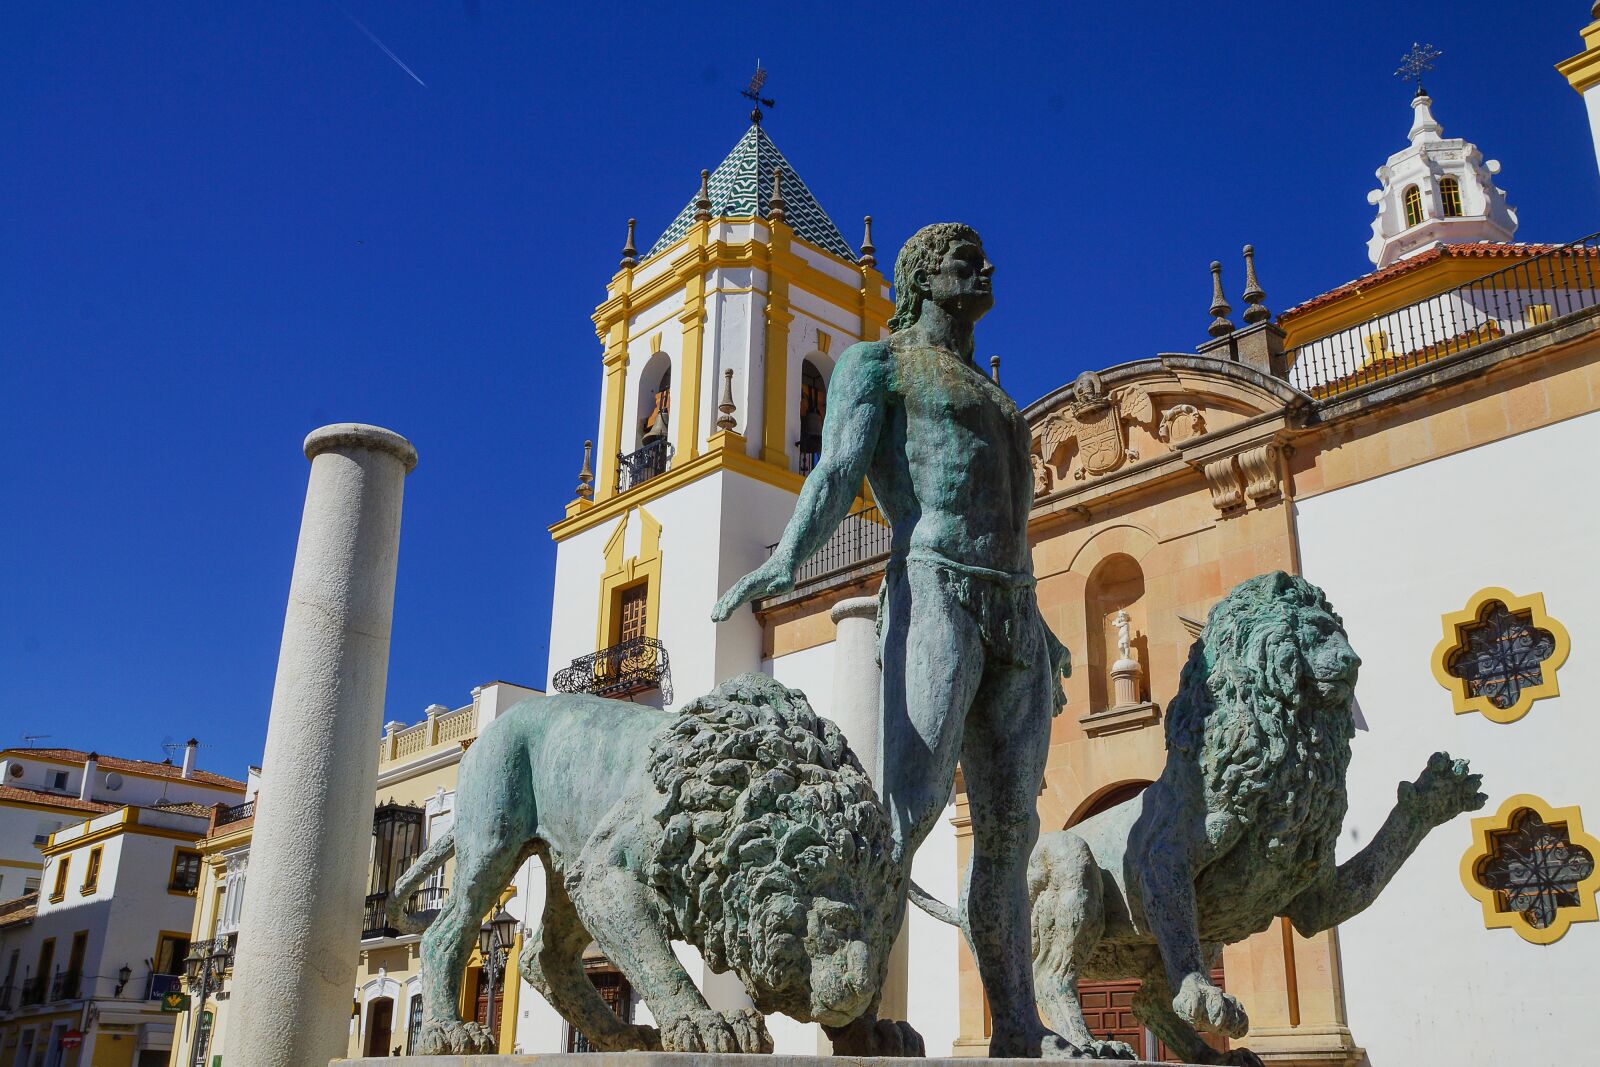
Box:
215, 800, 254, 827
1287, 235, 1600, 399
766, 502, 893, 586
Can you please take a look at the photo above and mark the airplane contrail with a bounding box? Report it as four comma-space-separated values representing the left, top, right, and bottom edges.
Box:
339, 6, 427, 87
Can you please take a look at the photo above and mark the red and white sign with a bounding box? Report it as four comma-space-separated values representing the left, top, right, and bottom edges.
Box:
60, 1031, 83, 1050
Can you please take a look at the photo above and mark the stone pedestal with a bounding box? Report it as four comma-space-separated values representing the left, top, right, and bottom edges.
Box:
228, 423, 417, 1067
1110, 656, 1142, 707
1078, 657, 1160, 737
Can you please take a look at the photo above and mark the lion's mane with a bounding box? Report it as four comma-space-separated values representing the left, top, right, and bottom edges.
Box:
643, 673, 898, 1018
1164, 572, 1355, 866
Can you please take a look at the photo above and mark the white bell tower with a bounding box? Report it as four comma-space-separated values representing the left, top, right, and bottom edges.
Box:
1366, 73, 1518, 269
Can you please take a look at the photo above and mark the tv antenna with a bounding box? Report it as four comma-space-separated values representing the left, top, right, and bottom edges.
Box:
1395, 42, 1442, 96
20, 734, 51, 748
742, 60, 776, 124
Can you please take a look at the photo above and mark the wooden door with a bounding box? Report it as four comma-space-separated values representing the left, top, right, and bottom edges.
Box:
473, 970, 505, 1047
617, 584, 648, 643
1077, 965, 1228, 1061
364, 997, 394, 1057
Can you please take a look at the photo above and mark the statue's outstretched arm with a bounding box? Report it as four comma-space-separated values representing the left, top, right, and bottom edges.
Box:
712, 341, 890, 620
1286, 751, 1485, 936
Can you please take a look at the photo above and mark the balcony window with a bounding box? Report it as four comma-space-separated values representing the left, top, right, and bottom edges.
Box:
798, 359, 827, 474
364, 802, 424, 939
169, 849, 202, 893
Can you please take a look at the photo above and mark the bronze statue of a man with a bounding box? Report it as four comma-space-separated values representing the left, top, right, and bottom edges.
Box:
715, 223, 1071, 1058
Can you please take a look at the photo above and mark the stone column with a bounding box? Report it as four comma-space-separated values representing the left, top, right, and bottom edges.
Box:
226, 424, 416, 1067
828, 595, 883, 782
827, 592, 908, 1031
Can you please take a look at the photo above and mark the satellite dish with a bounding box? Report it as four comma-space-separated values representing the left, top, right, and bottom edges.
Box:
103, 772, 123, 792
7, 765, 21, 779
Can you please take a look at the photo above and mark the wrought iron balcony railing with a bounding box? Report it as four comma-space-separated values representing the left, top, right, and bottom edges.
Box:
50, 971, 80, 1002
616, 439, 671, 493
0, 983, 12, 1010
766, 502, 893, 586
552, 636, 673, 704
362, 889, 443, 940
19, 976, 45, 1007
1287, 234, 1600, 399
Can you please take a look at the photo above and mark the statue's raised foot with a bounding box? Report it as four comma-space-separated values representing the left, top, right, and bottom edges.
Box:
825, 1015, 926, 1057
411, 1018, 495, 1055
989, 1025, 1079, 1059
1074, 1038, 1139, 1060
661, 1008, 773, 1053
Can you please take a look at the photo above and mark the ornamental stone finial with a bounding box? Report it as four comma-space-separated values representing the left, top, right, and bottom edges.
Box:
694, 169, 713, 222
717, 369, 738, 431
768, 168, 787, 224
620, 218, 638, 269
859, 215, 877, 268
576, 440, 594, 501
1241, 244, 1270, 324
989, 355, 1001, 384
1208, 260, 1236, 338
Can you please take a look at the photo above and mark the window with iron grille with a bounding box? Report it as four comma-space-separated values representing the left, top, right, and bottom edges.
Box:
1403, 185, 1424, 228
1440, 177, 1463, 218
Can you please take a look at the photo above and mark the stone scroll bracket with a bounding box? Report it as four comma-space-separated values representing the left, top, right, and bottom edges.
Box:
1192, 439, 1289, 516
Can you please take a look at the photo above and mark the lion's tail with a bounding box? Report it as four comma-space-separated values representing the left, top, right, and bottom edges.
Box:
385, 826, 454, 935
908, 879, 960, 927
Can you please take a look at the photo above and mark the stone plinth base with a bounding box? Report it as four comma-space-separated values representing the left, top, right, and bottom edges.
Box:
339, 1056, 1192, 1067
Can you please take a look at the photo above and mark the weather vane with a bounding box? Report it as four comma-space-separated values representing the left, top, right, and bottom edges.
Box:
1395, 42, 1442, 96
742, 60, 776, 124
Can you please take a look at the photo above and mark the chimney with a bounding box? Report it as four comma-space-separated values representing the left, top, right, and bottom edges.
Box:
182, 739, 198, 780
80, 753, 99, 802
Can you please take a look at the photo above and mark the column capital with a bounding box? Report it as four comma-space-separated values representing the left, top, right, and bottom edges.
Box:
304, 423, 417, 473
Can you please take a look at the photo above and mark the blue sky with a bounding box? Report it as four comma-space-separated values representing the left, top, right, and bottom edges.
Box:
4, 2, 1595, 777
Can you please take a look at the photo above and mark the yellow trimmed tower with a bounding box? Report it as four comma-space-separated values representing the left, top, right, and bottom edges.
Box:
1558, 3, 1600, 175
547, 116, 891, 718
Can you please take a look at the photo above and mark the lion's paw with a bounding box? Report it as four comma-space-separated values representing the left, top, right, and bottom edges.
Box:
722, 1007, 774, 1053
826, 1016, 926, 1057
411, 1018, 495, 1055
1078, 1038, 1139, 1060
1402, 751, 1487, 826
662, 1009, 744, 1054
1196, 1047, 1265, 1067
1173, 973, 1249, 1038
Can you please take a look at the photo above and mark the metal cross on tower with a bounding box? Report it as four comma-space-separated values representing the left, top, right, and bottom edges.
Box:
742, 60, 776, 124
1395, 42, 1442, 96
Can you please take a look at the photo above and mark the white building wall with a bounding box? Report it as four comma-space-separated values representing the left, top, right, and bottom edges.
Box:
1295, 409, 1600, 1064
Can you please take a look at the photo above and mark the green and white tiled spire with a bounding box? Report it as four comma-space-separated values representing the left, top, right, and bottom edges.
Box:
647, 123, 855, 261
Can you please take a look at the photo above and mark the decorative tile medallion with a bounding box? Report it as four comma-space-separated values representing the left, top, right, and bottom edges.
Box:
1431, 587, 1570, 724
1461, 794, 1600, 944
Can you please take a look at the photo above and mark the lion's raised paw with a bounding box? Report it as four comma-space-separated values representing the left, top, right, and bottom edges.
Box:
1174, 974, 1249, 1039
411, 1018, 495, 1055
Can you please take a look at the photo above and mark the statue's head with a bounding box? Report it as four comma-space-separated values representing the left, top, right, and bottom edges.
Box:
644, 673, 900, 1027
888, 222, 992, 331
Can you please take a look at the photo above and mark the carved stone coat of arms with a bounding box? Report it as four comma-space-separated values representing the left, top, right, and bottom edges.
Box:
1037, 371, 1155, 481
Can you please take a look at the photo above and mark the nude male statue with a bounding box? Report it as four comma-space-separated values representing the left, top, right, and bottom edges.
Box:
714, 223, 1072, 1058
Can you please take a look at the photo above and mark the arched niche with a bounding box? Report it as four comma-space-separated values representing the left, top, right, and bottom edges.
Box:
1066, 778, 1152, 829
635, 351, 672, 448
1085, 552, 1147, 713
797, 353, 833, 474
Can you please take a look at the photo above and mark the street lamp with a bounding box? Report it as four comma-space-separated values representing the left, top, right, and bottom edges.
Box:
183, 939, 232, 1067
476, 909, 518, 1046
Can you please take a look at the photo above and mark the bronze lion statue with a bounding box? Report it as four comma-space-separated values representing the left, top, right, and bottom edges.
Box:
1024, 572, 1486, 1062
390, 672, 902, 1055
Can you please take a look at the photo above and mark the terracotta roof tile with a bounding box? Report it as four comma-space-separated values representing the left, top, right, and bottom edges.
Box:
1279, 243, 1583, 320
0, 785, 118, 815
0, 747, 247, 790
0, 893, 38, 928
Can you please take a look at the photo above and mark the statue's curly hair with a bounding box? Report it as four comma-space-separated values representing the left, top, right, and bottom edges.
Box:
887, 222, 983, 332
1165, 572, 1357, 855
643, 673, 898, 1018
